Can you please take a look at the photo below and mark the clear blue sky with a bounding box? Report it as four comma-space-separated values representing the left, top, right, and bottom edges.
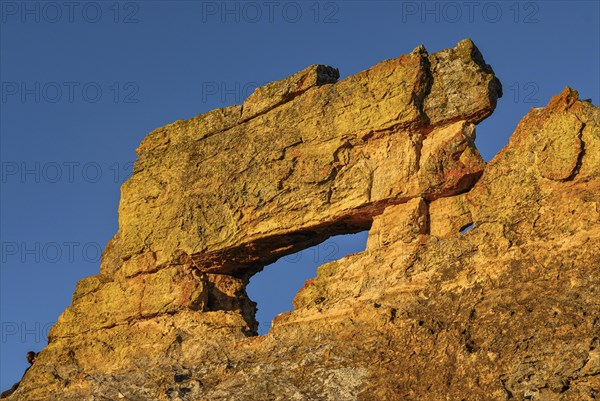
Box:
1, 0, 598, 390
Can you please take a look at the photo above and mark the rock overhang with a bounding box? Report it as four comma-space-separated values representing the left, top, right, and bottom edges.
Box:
117, 38, 501, 278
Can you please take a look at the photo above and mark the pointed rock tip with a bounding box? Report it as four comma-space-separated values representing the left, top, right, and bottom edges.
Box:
546, 87, 580, 111
456, 38, 476, 50
454, 38, 502, 98
454, 38, 482, 61
411, 44, 428, 56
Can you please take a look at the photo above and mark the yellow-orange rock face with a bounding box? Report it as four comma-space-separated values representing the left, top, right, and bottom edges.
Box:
11, 41, 599, 401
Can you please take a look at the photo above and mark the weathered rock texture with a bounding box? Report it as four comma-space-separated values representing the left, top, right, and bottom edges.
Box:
11, 40, 600, 401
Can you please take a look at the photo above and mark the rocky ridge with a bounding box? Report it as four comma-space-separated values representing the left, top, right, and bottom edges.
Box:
10, 39, 599, 401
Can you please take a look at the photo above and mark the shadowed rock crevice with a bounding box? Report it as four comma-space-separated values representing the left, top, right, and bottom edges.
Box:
563, 119, 586, 182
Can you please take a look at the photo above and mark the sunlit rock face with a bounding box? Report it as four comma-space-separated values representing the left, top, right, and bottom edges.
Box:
13, 40, 599, 401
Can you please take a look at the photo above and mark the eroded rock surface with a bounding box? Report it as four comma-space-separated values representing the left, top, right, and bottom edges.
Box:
11, 40, 599, 401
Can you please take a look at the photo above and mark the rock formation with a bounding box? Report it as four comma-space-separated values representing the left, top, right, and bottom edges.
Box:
11, 39, 599, 401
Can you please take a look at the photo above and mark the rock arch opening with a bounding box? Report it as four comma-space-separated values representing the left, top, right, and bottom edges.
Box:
246, 231, 369, 335
460, 222, 474, 233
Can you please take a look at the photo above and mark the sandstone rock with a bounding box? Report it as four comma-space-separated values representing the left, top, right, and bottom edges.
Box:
117, 38, 498, 276
13, 41, 599, 401
240, 64, 340, 122
428, 193, 472, 237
